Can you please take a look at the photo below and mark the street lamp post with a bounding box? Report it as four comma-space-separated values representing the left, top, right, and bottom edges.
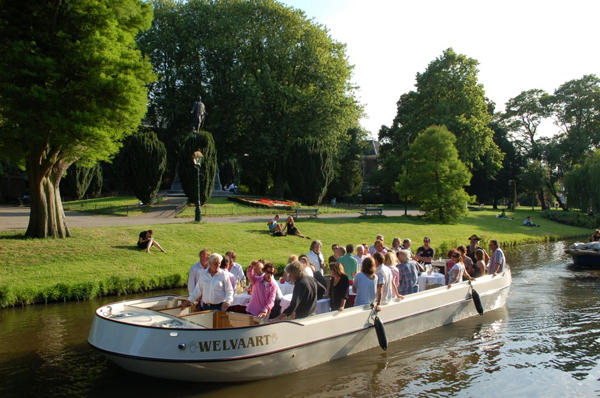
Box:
193, 151, 204, 222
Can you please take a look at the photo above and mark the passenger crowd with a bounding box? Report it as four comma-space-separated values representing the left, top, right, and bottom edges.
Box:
184, 234, 506, 320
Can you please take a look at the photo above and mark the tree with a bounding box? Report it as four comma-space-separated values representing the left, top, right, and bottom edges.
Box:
381, 49, 503, 177
503, 89, 551, 159
177, 131, 217, 205
286, 139, 334, 205
519, 160, 548, 210
564, 150, 600, 212
137, 0, 360, 196
0, 0, 155, 238
397, 126, 473, 223
120, 129, 167, 205
327, 127, 366, 201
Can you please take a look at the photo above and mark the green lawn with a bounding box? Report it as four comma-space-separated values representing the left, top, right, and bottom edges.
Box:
0, 208, 590, 307
62, 196, 149, 216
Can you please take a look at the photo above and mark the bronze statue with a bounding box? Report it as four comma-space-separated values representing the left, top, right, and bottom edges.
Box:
191, 96, 207, 132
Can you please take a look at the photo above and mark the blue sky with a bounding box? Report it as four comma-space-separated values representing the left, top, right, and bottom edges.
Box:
280, 0, 600, 138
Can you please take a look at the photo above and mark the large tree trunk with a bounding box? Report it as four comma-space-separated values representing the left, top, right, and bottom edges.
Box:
546, 180, 567, 211
537, 190, 547, 210
26, 156, 73, 238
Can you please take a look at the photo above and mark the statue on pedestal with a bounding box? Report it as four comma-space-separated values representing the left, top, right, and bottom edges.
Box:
191, 96, 207, 133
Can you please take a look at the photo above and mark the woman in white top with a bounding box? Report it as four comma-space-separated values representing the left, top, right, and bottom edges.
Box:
353, 256, 378, 307
187, 253, 234, 311
306, 240, 325, 274
447, 252, 474, 286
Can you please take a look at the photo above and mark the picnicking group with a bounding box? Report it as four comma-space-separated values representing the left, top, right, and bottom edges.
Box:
181, 233, 506, 320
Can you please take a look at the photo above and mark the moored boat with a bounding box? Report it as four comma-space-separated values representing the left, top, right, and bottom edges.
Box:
565, 242, 600, 267
88, 268, 511, 382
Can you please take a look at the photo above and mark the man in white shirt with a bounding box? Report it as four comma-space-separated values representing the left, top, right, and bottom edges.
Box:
225, 250, 246, 286
187, 248, 211, 295
307, 240, 325, 274
188, 253, 234, 311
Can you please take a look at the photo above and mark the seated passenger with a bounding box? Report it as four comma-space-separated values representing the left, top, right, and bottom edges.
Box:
328, 262, 350, 311
275, 261, 318, 320
447, 252, 474, 287
397, 250, 419, 295
298, 254, 315, 277
187, 253, 233, 311
353, 256, 378, 307
473, 249, 486, 278
246, 262, 277, 318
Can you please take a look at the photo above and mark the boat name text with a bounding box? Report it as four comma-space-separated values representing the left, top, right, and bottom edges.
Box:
188, 334, 272, 352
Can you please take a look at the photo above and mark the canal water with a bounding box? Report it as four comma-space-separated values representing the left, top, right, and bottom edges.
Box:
1, 241, 599, 397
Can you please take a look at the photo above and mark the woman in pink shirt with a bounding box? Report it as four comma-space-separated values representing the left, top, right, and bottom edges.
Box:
246, 262, 277, 318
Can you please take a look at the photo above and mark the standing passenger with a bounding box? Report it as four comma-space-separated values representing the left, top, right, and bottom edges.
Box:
488, 240, 505, 275
187, 253, 233, 311
397, 250, 419, 295
373, 252, 399, 305
416, 237, 434, 264
276, 261, 318, 319
328, 262, 350, 311
307, 240, 325, 275
338, 244, 359, 280
246, 262, 277, 318
187, 248, 211, 295
353, 257, 378, 307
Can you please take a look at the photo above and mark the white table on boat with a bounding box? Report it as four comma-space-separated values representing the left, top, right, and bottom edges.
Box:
418, 272, 445, 291
280, 293, 330, 315
277, 281, 294, 295
232, 293, 251, 307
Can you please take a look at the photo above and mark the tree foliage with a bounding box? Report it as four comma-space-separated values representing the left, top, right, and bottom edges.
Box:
397, 126, 473, 223
177, 130, 217, 205
286, 139, 334, 205
327, 127, 366, 201
137, 0, 360, 195
61, 164, 102, 200
120, 129, 167, 205
564, 150, 600, 212
380, 48, 503, 178
0, 0, 155, 237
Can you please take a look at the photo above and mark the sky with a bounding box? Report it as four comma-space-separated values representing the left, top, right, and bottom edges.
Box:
280, 0, 600, 138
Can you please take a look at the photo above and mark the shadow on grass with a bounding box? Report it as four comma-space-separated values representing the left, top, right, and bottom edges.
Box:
0, 233, 27, 240
111, 245, 142, 251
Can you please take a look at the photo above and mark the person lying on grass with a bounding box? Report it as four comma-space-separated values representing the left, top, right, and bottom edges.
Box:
137, 230, 166, 253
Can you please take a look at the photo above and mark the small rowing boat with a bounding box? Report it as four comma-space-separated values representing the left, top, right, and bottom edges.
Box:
88, 268, 511, 382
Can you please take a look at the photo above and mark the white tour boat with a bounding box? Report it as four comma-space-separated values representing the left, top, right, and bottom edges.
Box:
88, 267, 511, 382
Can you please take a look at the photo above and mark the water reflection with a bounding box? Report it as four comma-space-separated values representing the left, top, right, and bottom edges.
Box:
1, 241, 600, 397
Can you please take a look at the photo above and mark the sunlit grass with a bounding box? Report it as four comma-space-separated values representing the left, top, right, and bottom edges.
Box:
0, 208, 589, 307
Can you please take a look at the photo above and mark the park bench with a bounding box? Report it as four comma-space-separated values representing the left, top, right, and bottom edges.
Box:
360, 207, 383, 216
291, 208, 319, 218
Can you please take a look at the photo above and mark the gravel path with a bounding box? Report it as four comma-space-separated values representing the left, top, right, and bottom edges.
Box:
0, 205, 421, 231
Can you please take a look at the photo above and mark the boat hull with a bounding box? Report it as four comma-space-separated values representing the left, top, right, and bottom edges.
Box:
89, 271, 511, 382
565, 249, 600, 267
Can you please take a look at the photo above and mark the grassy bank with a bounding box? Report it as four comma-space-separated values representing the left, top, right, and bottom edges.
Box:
0, 209, 589, 307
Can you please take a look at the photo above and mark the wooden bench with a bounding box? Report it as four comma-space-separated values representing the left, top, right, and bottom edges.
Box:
360, 207, 383, 216
291, 208, 319, 218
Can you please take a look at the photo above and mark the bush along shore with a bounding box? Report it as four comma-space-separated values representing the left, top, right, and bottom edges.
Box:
0, 209, 590, 308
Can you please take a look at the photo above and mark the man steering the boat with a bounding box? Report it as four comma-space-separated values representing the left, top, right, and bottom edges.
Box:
185, 253, 234, 311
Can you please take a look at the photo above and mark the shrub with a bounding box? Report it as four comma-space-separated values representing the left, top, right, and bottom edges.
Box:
120, 128, 167, 205
285, 139, 334, 205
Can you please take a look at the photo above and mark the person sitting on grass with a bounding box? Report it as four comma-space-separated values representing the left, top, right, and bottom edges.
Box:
267, 214, 284, 236
137, 230, 166, 253
282, 216, 308, 239
246, 262, 277, 319
591, 229, 600, 242
523, 216, 539, 227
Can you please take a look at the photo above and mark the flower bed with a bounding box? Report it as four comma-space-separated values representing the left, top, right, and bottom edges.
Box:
229, 196, 298, 210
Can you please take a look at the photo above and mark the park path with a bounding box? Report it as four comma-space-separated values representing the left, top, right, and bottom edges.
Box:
0, 204, 421, 231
